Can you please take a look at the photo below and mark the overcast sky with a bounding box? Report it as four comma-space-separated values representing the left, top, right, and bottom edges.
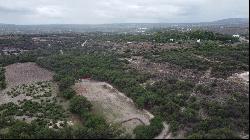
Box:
0, 0, 249, 24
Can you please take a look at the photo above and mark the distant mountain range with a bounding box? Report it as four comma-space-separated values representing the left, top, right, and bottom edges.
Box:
211, 18, 249, 25
1, 18, 248, 26
0, 18, 248, 34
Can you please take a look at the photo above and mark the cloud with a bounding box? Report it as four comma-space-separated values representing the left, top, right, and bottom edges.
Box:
35, 6, 64, 18
0, 0, 248, 24
0, 5, 33, 15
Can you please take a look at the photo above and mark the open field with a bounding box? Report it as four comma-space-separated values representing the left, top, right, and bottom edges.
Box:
5, 62, 54, 88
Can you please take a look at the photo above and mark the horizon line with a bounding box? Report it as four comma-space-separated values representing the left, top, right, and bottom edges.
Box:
0, 17, 249, 26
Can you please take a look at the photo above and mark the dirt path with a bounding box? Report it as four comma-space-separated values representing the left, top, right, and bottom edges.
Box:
155, 122, 172, 139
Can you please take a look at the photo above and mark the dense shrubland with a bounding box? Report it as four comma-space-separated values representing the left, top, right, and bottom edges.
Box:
93, 30, 239, 43
145, 41, 249, 78
134, 117, 164, 139
0, 84, 123, 139
0, 30, 248, 139
36, 49, 248, 138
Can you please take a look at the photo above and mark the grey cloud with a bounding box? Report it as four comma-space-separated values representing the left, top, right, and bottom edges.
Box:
0, 5, 32, 14
0, 0, 248, 24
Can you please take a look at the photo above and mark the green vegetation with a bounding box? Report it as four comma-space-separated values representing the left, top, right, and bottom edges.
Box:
36, 50, 248, 138
94, 30, 239, 43
0, 66, 6, 89
145, 42, 249, 78
0, 56, 124, 139
0, 93, 123, 139
69, 96, 92, 116
134, 117, 164, 139
145, 79, 198, 132
6, 82, 53, 98
69, 95, 123, 139
36, 54, 151, 109
0, 30, 248, 139
1, 119, 121, 139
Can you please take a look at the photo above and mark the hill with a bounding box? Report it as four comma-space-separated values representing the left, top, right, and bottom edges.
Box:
211, 18, 249, 25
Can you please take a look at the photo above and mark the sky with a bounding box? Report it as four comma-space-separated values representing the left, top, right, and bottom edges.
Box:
0, 0, 249, 24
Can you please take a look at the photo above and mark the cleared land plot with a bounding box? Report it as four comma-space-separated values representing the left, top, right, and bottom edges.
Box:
74, 79, 154, 134
0, 63, 74, 129
5, 62, 54, 88
0, 62, 55, 105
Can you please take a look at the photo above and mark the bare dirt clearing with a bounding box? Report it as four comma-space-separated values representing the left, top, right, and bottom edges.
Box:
74, 80, 175, 138
74, 79, 155, 135
5, 62, 54, 88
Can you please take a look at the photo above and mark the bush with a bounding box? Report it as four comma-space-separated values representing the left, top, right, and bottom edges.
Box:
205, 128, 240, 139
195, 84, 213, 95
69, 96, 92, 116
134, 117, 163, 139
61, 88, 76, 99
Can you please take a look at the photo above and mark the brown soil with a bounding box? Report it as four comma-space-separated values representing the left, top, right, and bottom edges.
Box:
73, 79, 155, 135
5, 62, 54, 88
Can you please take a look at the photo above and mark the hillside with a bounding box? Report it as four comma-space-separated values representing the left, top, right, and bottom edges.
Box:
212, 18, 249, 25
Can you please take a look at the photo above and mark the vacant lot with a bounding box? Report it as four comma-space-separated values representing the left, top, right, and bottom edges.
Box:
74, 79, 155, 135
5, 62, 54, 88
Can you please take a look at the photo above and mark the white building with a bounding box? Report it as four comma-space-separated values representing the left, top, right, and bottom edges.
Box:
232, 34, 240, 38
197, 39, 201, 43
